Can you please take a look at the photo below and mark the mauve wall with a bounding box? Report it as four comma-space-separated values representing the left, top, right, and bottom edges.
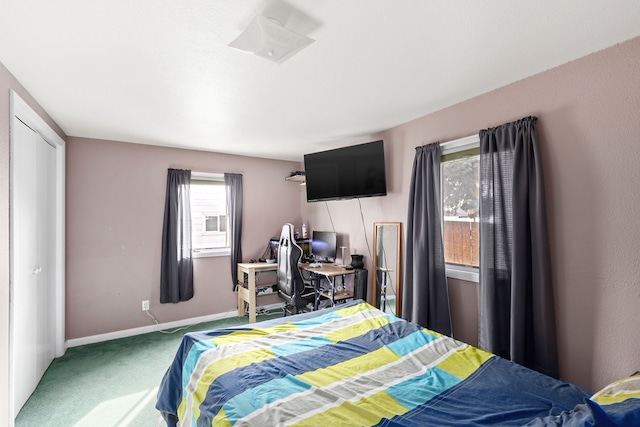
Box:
0, 61, 67, 425
2, 36, 639, 417
65, 138, 302, 339
303, 37, 640, 391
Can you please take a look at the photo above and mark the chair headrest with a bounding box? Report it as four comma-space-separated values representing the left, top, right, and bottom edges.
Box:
280, 223, 296, 242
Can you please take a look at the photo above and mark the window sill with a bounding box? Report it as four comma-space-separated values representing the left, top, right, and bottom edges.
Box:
446, 265, 479, 283
193, 248, 231, 258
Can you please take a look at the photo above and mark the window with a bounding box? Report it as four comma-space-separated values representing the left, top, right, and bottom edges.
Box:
190, 173, 230, 257
441, 136, 480, 281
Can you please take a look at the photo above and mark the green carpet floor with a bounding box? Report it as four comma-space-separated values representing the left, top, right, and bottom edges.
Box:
15, 309, 283, 427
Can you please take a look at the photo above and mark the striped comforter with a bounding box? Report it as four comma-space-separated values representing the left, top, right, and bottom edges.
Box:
156, 301, 589, 426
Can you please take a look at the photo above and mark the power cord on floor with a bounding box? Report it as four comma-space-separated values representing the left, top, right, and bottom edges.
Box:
143, 309, 189, 334
158, 326, 190, 334
145, 304, 281, 336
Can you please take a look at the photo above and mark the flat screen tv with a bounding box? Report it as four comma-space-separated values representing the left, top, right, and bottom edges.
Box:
304, 140, 387, 202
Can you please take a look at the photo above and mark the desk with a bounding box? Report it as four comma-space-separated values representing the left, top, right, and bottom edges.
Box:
237, 262, 358, 323
237, 262, 277, 323
300, 263, 356, 308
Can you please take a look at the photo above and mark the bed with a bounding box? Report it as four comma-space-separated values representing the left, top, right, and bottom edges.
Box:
156, 300, 640, 426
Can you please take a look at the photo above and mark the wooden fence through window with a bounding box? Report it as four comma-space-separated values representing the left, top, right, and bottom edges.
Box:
443, 219, 479, 267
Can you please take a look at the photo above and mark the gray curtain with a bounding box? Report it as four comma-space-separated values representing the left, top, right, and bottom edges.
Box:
479, 116, 558, 378
160, 169, 194, 303
403, 143, 452, 336
224, 173, 243, 290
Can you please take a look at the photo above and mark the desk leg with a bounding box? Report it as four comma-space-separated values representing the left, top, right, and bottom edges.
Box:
247, 270, 257, 324
329, 276, 336, 307
312, 275, 320, 311
237, 266, 246, 317
312, 274, 326, 310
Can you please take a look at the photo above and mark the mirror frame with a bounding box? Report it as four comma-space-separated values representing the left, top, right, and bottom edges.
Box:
372, 222, 402, 317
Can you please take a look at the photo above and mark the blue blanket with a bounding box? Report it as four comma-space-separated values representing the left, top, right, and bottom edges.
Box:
157, 301, 591, 426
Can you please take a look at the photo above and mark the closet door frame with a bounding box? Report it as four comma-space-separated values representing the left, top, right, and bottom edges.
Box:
9, 91, 65, 420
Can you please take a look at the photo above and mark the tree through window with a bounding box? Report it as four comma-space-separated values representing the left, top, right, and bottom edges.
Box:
441, 146, 479, 268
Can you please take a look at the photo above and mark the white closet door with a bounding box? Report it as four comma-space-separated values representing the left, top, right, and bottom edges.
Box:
12, 120, 57, 416
12, 118, 39, 414
10, 92, 64, 423
35, 134, 56, 379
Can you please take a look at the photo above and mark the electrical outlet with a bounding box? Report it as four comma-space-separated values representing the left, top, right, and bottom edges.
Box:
141, 300, 149, 311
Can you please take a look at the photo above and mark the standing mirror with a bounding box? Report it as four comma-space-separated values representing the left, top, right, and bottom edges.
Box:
372, 222, 402, 317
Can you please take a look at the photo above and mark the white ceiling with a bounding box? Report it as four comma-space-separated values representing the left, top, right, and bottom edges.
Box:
1, 1, 639, 161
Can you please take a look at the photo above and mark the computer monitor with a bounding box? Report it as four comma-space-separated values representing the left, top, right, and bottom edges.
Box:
311, 231, 337, 262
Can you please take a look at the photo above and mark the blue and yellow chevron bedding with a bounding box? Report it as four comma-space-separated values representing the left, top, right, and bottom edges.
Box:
156, 301, 591, 426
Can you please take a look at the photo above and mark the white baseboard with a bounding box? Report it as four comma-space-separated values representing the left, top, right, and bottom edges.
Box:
65, 302, 285, 348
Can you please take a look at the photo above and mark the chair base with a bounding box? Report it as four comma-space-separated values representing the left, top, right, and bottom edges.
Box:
279, 288, 315, 317
282, 303, 308, 316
